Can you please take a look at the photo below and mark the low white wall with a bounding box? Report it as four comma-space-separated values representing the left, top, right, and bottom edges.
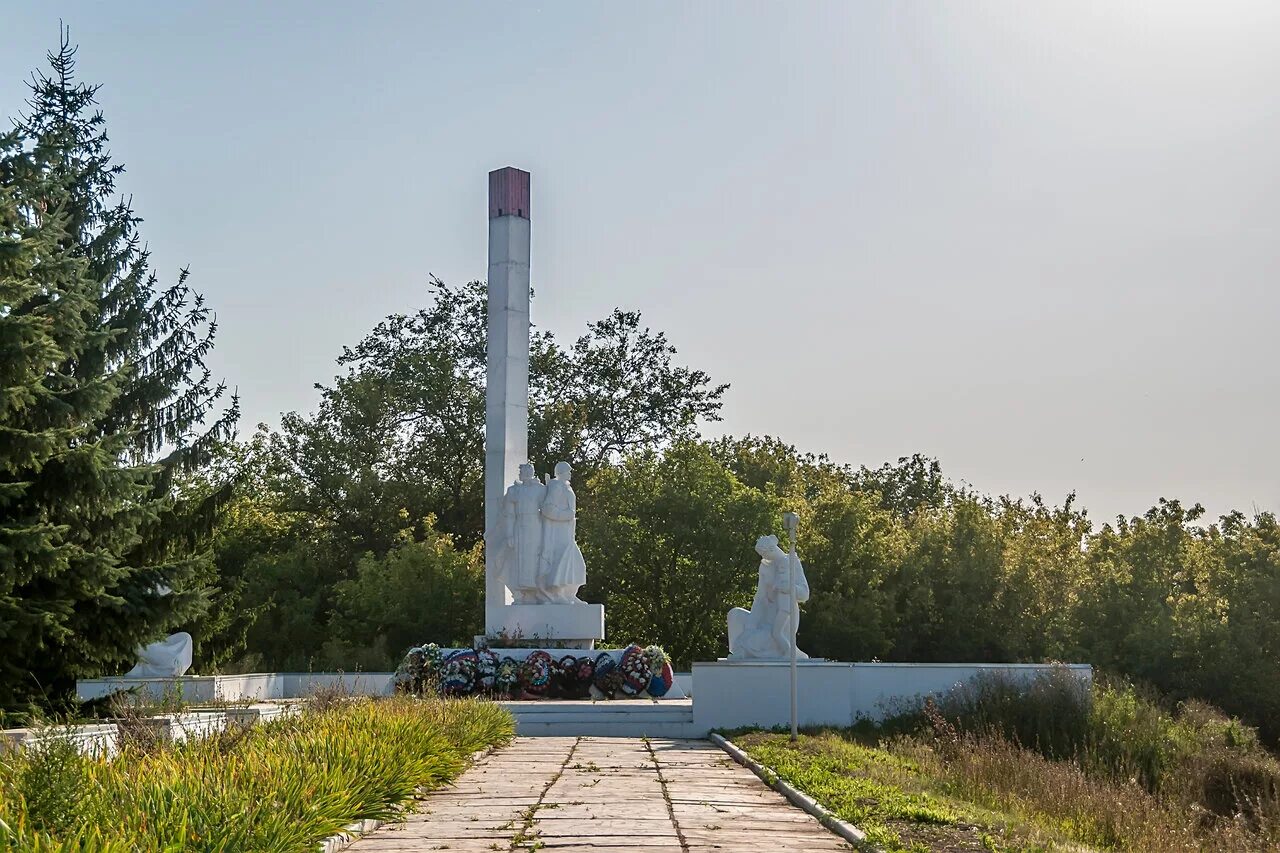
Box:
3, 705, 308, 758
692, 661, 1092, 732
77, 672, 395, 703
281, 671, 395, 698
213, 703, 301, 726
693, 661, 854, 731
210, 673, 288, 701
851, 662, 1092, 720
127, 711, 227, 744
1, 723, 121, 758
77, 675, 219, 703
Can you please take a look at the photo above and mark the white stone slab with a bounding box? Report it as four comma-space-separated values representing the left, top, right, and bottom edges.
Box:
117, 711, 226, 744
1, 723, 120, 758
497, 699, 697, 738
192, 703, 300, 727
495, 602, 604, 643
281, 671, 395, 698
693, 660, 854, 732
77, 674, 218, 703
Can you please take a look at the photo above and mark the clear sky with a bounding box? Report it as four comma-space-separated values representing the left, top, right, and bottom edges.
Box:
4, 2, 1278, 524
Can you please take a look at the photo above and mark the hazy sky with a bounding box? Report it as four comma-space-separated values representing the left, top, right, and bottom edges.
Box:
4, 2, 1278, 524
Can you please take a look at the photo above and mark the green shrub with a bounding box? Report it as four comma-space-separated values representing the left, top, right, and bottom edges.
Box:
932, 666, 1092, 761
1177, 748, 1280, 822
6, 738, 87, 836
736, 672, 1280, 851
1083, 676, 1189, 788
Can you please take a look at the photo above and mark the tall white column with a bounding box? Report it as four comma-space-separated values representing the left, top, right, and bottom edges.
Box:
484, 167, 531, 635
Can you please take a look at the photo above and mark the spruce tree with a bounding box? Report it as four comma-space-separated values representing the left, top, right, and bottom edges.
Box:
0, 32, 238, 711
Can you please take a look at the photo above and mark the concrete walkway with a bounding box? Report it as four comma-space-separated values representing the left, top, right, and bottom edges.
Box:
349, 736, 852, 852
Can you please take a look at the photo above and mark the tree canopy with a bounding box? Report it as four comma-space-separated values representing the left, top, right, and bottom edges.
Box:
203, 277, 727, 670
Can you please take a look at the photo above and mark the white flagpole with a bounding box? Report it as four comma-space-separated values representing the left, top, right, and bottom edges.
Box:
783, 512, 799, 742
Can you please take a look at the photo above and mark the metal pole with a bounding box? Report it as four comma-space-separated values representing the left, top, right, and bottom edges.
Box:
783, 512, 799, 742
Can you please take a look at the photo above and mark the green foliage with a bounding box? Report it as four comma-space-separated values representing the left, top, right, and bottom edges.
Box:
272, 277, 725, 557
207, 377, 1280, 749
580, 440, 777, 666
714, 444, 1280, 747
0, 32, 237, 711
924, 668, 1093, 764
323, 521, 484, 668
213, 278, 724, 671
5, 739, 85, 836
0, 697, 513, 851
204, 345, 1280, 747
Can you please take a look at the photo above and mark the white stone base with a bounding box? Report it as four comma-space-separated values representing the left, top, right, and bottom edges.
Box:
693, 661, 853, 731
692, 660, 1093, 732
494, 603, 605, 646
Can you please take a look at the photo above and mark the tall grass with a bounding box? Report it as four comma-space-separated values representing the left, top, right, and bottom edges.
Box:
900, 728, 1278, 851
0, 696, 512, 852
737, 671, 1280, 851
923, 668, 1280, 808
906, 667, 1280, 848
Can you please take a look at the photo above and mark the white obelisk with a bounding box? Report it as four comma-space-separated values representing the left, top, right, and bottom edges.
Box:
484, 167, 531, 636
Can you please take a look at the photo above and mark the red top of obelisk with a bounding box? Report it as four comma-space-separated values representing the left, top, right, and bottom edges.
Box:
489, 167, 530, 219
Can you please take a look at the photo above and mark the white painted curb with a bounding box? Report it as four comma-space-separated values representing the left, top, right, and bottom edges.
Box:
318, 818, 383, 853
710, 733, 878, 851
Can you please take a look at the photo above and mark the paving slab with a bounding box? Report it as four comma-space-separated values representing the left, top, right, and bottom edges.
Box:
348, 735, 851, 852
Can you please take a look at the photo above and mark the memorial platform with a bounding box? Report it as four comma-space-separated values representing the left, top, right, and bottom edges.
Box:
76, 662, 1091, 738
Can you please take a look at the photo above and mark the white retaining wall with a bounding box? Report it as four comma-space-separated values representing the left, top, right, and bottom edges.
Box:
2, 723, 121, 758
76, 672, 395, 703
693, 661, 1092, 732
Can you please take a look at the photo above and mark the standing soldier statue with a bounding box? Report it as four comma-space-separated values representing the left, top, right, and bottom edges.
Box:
499, 463, 547, 603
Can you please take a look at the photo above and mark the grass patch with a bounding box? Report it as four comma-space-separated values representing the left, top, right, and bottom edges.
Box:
732, 670, 1280, 852
0, 695, 513, 852
734, 730, 1061, 852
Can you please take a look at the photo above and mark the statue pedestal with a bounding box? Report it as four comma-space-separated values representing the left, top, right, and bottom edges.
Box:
493, 603, 605, 649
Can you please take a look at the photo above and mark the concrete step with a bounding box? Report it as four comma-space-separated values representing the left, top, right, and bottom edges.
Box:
497, 699, 700, 738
